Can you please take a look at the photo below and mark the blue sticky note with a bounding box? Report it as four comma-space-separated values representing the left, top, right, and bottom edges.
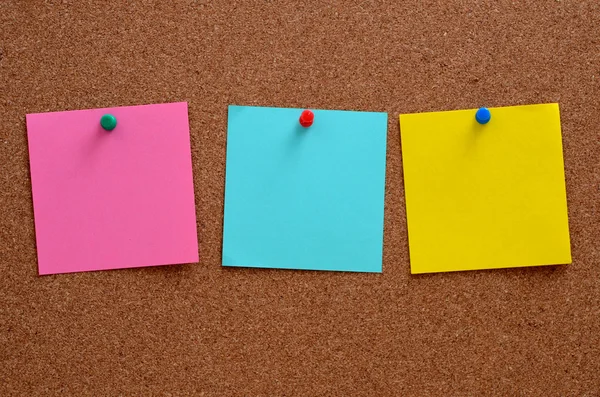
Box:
223, 105, 388, 272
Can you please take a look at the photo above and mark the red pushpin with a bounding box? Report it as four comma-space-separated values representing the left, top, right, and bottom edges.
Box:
299, 109, 314, 128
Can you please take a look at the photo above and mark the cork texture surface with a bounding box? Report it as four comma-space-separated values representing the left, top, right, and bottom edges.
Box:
1, 1, 600, 395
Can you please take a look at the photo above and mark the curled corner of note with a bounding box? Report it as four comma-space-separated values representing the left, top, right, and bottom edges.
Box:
222, 253, 239, 267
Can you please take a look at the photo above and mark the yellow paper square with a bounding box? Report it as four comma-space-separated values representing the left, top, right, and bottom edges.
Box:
399, 103, 571, 274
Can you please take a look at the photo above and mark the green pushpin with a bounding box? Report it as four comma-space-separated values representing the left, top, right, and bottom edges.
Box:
100, 114, 117, 131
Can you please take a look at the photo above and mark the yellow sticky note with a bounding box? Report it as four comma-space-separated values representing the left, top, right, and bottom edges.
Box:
400, 103, 571, 274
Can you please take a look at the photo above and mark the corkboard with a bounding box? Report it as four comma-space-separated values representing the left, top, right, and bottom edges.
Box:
1, 1, 599, 395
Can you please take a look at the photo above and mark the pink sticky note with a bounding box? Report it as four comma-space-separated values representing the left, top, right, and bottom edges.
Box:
26, 102, 199, 275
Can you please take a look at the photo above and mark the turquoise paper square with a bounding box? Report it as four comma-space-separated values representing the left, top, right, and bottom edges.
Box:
223, 105, 387, 272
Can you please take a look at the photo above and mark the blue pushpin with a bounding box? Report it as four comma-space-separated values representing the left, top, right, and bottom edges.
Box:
475, 107, 491, 125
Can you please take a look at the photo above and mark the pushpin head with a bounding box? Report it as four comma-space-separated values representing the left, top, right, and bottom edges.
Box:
299, 109, 314, 128
100, 114, 117, 131
475, 107, 491, 125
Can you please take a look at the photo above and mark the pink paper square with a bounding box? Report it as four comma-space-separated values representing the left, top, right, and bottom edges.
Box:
26, 102, 199, 275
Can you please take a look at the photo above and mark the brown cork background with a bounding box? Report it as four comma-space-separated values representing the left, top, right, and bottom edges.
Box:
1, 1, 600, 396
